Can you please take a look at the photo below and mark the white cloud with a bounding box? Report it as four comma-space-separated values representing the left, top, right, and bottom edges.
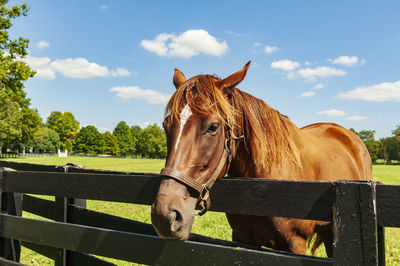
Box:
140, 33, 172, 56
305, 61, 312, 66
264, 45, 279, 54
24, 56, 55, 80
253, 42, 262, 47
111, 68, 131, 77
313, 83, 324, 90
329, 56, 365, 67
271, 59, 300, 71
345, 116, 367, 121
109, 86, 171, 104
140, 29, 229, 59
300, 91, 316, 97
297, 66, 346, 81
100, 5, 108, 11
337, 80, 400, 102
317, 109, 346, 116
36, 41, 50, 49
50, 58, 109, 79
24, 56, 130, 79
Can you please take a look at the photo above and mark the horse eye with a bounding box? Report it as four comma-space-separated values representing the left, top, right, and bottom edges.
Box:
206, 123, 220, 133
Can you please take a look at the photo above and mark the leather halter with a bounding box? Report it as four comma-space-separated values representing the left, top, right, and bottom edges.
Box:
160, 127, 241, 216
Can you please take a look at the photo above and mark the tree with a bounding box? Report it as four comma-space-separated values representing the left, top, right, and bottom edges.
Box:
0, 1, 36, 153
53, 112, 79, 151
19, 108, 42, 155
356, 130, 381, 163
102, 131, 120, 155
0, 1, 35, 108
113, 121, 134, 156
0, 90, 21, 154
33, 127, 60, 153
46, 111, 61, 128
393, 125, 400, 137
136, 124, 167, 158
379, 138, 389, 164
131, 125, 142, 154
131, 125, 142, 137
73, 125, 103, 154
385, 136, 400, 163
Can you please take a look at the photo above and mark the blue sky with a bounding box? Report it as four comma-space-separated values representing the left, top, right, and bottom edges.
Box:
10, 1, 400, 138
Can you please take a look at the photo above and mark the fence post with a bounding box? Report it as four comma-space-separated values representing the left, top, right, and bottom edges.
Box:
377, 226, 385, 266
54, 165, 87, 266
54, 196, 67, 266
333, 180, 378, 266
0, 168, 22, 262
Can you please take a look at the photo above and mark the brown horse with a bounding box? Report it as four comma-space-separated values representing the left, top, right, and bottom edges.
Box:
151, 61, 372, 256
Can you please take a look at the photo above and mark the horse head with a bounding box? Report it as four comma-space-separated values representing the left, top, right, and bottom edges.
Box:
151, 62, 250, 241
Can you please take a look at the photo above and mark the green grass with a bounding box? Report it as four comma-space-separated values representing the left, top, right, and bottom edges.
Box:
372, 164, 400, 185
2, 156, 165, 173
3, 156, 399, 265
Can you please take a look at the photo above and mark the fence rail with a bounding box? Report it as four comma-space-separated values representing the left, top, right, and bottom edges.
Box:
0, 153, 136, 159
0, 160, 399, 265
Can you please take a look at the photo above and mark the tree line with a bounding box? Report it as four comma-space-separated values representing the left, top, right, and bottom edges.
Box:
350, 126, 400, 164
26, 111, 167, 159
4, 106, 400, 162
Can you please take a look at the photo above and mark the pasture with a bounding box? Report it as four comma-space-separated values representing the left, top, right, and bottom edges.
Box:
3, 156, 400, 265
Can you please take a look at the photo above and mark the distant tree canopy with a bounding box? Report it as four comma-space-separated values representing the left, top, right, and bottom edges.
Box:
352, 126, 400, 164
73, 125, 103, 154
46, 111, 62, 128
33, 127, 60, 153
53, 112, 80, 151
102, 131, 120, 156
19, 108, 42, 155
113, 121, 135, 156
136, 124, 167, 158
2, 104, 168, 158
351, 129, 380, 163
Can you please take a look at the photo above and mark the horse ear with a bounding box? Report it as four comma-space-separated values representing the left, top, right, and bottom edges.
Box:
173, 68, 186, 89
215, 61, 251, 92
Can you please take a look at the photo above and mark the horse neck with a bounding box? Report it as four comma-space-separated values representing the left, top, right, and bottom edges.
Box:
228, 91, 303, 178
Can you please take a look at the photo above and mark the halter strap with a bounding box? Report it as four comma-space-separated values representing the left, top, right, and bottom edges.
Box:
160, 127, 241, 216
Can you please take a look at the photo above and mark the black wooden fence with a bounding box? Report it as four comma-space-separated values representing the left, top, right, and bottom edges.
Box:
0, 160, 399, 265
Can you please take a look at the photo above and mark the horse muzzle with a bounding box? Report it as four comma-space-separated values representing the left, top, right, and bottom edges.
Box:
151, 178, 196, 241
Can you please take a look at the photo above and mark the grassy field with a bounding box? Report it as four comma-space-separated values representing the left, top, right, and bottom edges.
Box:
2, 156, 399, 265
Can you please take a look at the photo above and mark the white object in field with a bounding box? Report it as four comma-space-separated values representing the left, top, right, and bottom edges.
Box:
58, 149, 68, 158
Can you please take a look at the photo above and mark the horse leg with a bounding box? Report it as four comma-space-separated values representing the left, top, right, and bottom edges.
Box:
228, 214, 312, 254
275, 218, 315, 255
287, 235, 308, 254
314, 223, 333, 257
232, 230, 261, 247
227, 214, 275, 248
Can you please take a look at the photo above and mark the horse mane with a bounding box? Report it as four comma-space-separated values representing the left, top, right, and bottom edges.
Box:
166, 75, 300, 173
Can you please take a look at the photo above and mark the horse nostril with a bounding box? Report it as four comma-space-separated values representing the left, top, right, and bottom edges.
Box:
173, 209, 183, 223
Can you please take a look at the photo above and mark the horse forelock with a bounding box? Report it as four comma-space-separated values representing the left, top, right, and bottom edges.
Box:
165, 75, 236, 127
165, 74, 300, 174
